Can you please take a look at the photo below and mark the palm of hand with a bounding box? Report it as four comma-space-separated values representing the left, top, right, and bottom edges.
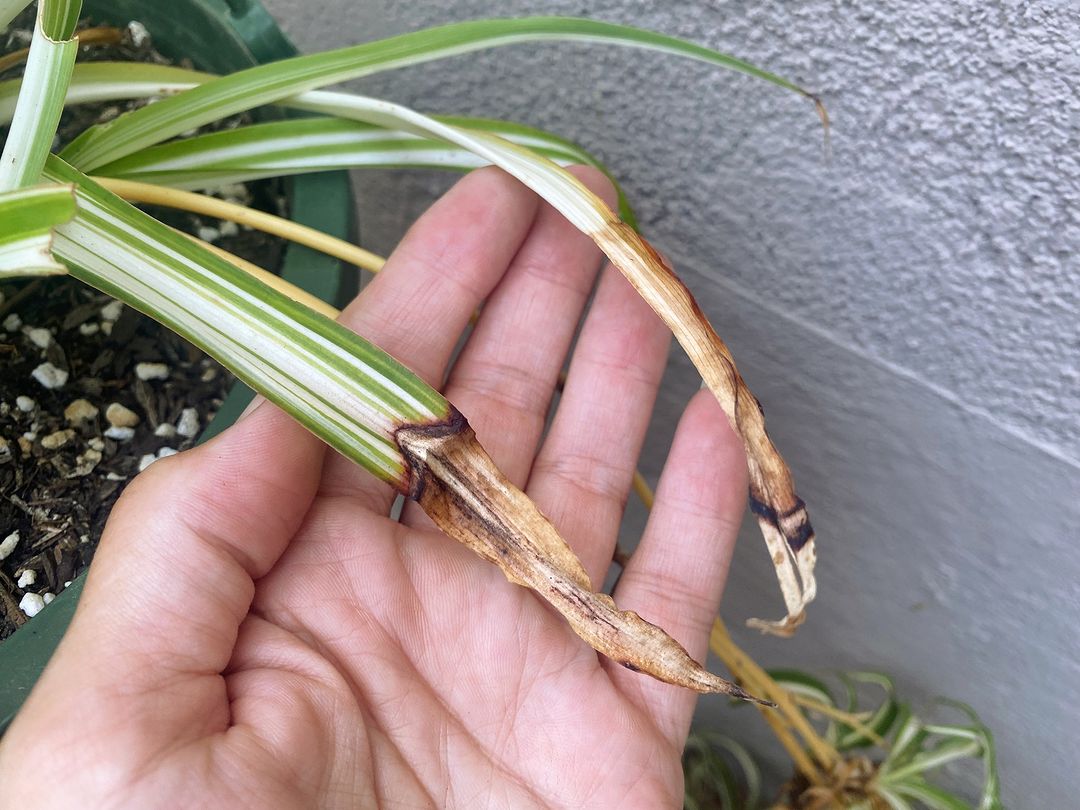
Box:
0, 168, 745, 809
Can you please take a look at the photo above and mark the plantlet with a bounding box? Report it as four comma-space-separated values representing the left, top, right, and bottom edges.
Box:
2, 0, 821, 698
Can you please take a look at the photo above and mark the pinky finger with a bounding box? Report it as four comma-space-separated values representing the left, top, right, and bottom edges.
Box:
607, 388, 749, 747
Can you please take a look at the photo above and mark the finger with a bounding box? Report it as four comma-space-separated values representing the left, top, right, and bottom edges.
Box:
10, 401, 325, 746
319, 167, 541, 508
400, 166, 616, 524
524, 265, 670, 586
607, 389, 748, 746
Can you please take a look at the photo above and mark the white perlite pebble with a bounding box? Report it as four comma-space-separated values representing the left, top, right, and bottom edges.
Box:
104, 426, 135, 441
40, 429, 74, 450
101, 321, 114, 336
16, 569, 36, 589
127, 20, 150, 48
135, 362, 170, 381
100, 299, 124, 322
88, 437, 105, 451
26, 327, 52, 349
78, 322, 100, 336
197, 226, 220, 243
42, 592, 55, 605
218, 220, 239, 238
138, 453, 158, 472
19, 593, 45, 618
64, 398, 99, 424
105, 402, 140, 428
31, 362, 68, 389
15, 395, 35, 413
175, 407, 200, 438
0, 531, 19, 560
156, 447, 178, 459
3, 313, 22, 332
153, 423, 176, 438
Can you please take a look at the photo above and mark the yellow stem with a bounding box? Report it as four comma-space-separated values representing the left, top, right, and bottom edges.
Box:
94, 177, 386, 274
0, 26, 124, 74
791, 695, 888, 749
631, 470, 654, 509
710, 618, 839, 775
172, 227, 340, 319
630, 472, 842, 779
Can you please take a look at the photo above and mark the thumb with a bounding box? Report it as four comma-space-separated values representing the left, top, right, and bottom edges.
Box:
9, 400, 325, 740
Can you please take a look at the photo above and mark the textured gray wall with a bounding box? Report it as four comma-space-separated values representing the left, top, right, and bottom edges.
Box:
262, 1, 1079, 804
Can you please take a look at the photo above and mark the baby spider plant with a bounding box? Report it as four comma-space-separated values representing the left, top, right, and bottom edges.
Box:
2, 0, 823, 699
688, 620, 1003, 808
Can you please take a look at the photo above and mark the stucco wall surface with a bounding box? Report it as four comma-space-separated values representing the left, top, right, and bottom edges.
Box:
262, 1, 1079, 804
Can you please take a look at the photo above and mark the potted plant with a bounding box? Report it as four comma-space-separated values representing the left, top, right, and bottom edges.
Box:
0, 0, 353, 726
1, 1, 1001, 806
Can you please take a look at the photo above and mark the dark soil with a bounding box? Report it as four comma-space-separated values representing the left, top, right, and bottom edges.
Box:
1, 16, 287, 637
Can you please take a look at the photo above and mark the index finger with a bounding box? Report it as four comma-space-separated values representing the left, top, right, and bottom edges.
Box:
318, 167, 541, 508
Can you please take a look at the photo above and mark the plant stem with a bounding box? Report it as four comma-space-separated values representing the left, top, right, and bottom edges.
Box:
710, 618, 840, 778
791, 696, 888, 749
93, 177, 386, 272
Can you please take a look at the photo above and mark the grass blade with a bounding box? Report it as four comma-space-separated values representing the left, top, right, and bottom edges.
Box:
58, 16, 821, 171
0, 183, 76, 275
0, 1, 79, 189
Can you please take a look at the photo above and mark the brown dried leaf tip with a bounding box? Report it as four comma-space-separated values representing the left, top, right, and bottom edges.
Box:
592, 220, 817, 636
395, 408, 770, 704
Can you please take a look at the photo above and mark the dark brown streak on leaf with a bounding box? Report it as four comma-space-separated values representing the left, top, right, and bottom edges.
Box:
394, 408, 770, 703
595, 221, 816, 633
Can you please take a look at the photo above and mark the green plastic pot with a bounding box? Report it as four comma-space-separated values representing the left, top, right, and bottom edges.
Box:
0, 0, 355, 733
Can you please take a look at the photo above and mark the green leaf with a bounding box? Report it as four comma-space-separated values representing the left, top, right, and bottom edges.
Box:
92, 116, 585, 184
768, 668, 835, 706
0, 183, 76, 275
43, 155, 448, 486
0, 62, 214, 126
874, 785, 916, 810
925, 700, 1003, 810
683, 733, 758, 810
59, 16, 818, 170
890, 778, 974, 810
883, 738, 983, 783
0, 9, 78, 189
39, 0, 80, 40
836, 671, 900, 750
884, 704, 927, 768
90, 115, 638, 228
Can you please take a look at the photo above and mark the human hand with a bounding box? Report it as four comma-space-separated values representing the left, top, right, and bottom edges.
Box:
0, 167, 747, 808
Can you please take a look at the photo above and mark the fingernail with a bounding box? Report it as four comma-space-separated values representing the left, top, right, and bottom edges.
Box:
238, 394, 265, 422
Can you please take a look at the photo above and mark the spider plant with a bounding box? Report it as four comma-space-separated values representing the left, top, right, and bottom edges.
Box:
684, 633, 1004, 808
2, 0, 822, 699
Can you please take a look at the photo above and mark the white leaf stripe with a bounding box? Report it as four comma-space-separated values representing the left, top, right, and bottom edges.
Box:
44, 157, 451, 485
55, 213, 406, 479
92, 118, 586, 188
0, 21, 78, 189
58, 17, 815, 171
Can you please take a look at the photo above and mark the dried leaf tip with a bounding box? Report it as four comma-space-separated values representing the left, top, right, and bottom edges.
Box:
394, 409, 767, 701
